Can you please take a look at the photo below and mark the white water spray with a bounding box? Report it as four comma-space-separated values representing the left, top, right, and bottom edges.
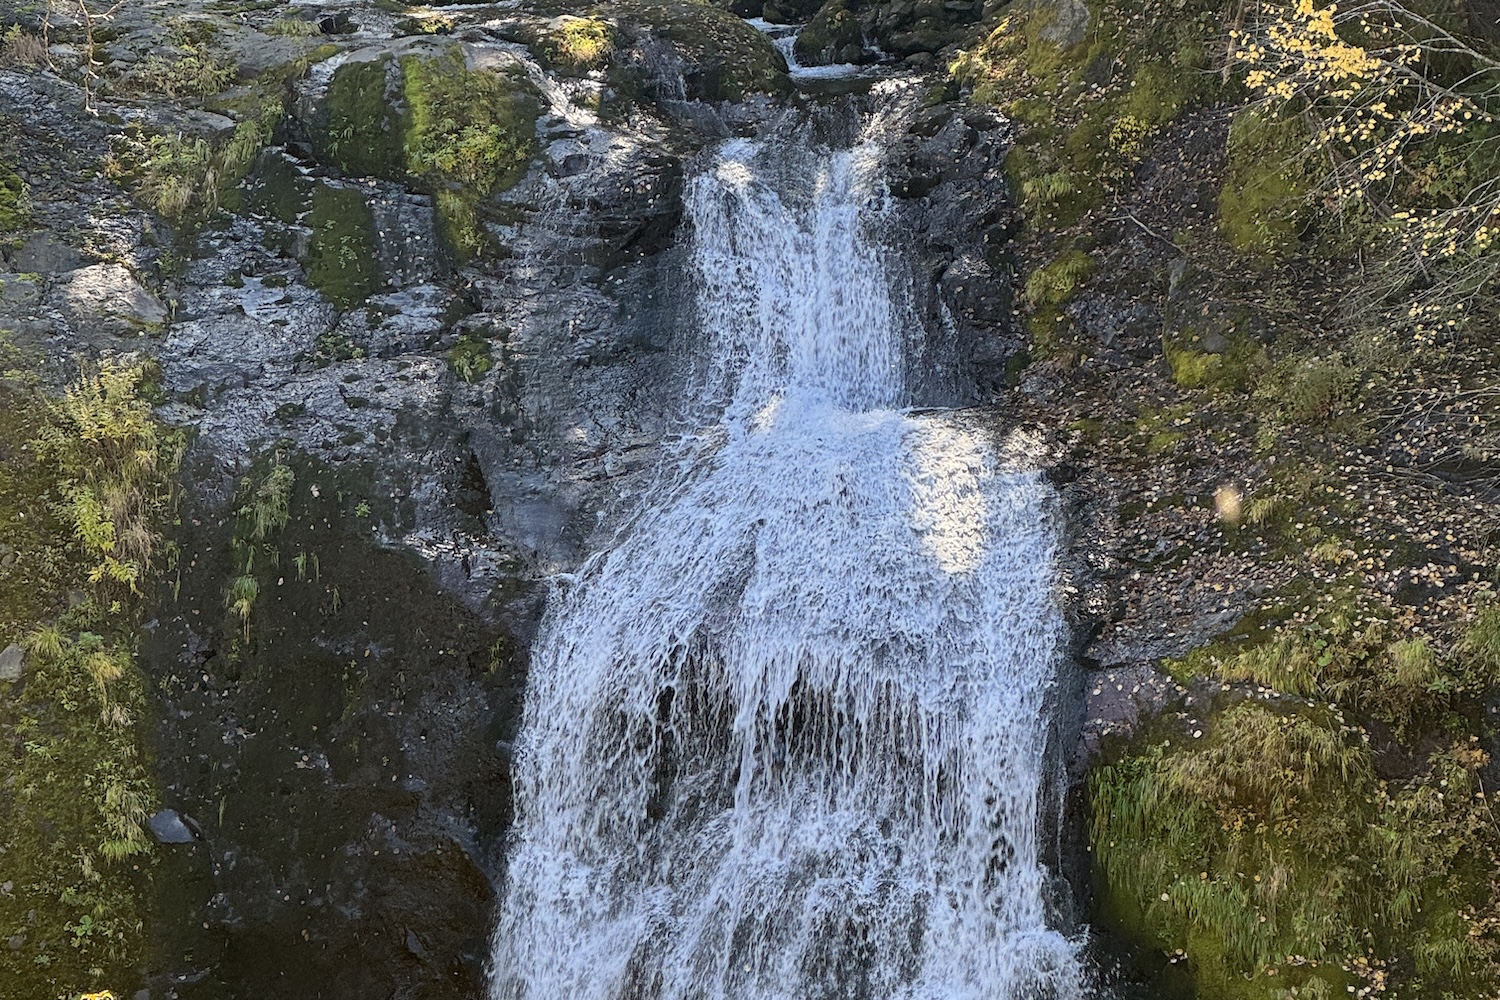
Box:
490, 102, 1084, 1000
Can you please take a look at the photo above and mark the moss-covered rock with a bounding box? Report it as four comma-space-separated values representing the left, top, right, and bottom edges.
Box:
314, 56, 406, 181
532, 15, 616, 74
0, 163, 27, 234
1218, 109, 1316, 256
305, 184, 382, 309
0, 364, 178, 1000
795, 0, 865, 64
603, 0, 791, 101
307, 47, 540, 258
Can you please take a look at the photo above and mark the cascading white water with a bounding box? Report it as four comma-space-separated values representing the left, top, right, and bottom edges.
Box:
490, 96, 1084, 1000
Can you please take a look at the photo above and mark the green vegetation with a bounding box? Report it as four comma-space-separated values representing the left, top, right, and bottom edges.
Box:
448, 332, 494, 383
1023, 249, 1095, 309
317, 51, 539, 257
266, 16, 323, 37
0, 161, 28, 233
1218, 110, 1316, 256
223, 461, 295, 641
1093, 701, 1500, 999
130, 45, 237, 99
401, 50, 538, 256
950, 0, 1220, 229
106, 94, 284, 226
0, 360, 179, 997
537, 16, 615, 73
947, 2, 1500, 996
305, 185, 382, 310
34, 362, 180, 596
317, 57, 405, 180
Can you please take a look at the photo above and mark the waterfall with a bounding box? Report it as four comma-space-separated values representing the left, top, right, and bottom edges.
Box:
490, 97, 1085, 1000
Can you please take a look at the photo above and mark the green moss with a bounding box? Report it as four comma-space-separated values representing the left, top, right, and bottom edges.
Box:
1092, 700, 1500, 998
317, 57, 406, 181
400, 50, 539, 257
1023, 249, 1095, 308
0, 163, 27, 232
448, 334, 494, 382
305, 185, 381, 310
536, 16, 615, 73
1219, 109, 1315, 255
0, 362, 177, 998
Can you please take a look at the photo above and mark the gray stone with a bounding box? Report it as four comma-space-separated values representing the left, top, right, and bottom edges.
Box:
148, 809, 199, 844
54, 263, 167, 336
9, 232, 84, 274
1033, 0, 1090, 47
0, 643, 23, 683
0, 273, 43, 316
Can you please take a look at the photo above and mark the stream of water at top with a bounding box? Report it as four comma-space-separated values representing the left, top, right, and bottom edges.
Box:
490, 92, 1085, 1000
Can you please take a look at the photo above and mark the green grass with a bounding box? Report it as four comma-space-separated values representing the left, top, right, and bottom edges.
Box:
1092, 701, 1500, 997
538, 16, 614, 73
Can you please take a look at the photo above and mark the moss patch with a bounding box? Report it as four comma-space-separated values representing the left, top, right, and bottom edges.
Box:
1093, 701, 1500, 998
0, 163, 27, 233
316, 57, 406, 181
535, 15, 615, 73
1219, 109, 1316, 256
305, 185, 382, 310
313, 49, 539, 258
400, 50, 539, 257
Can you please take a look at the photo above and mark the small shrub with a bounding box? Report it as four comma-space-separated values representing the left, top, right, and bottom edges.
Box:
0, 25, 47, 68
35, 361, 178, 596
540, 17, 614, 72
129, 44, 237, 99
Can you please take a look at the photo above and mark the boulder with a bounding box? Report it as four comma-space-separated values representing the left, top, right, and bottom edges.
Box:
0, 643, 23, 683
53, 263, 167, 336
1032, 0, 1090, 48
147, 809, 200, 844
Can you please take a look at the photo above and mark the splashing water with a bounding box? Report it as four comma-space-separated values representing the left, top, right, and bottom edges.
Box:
490, 107, 1085, 1000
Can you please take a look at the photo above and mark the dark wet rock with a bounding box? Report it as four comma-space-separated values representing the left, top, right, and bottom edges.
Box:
795, 0, 867, 65
882, 103, 1022, 400
762, 0, 826, 21
797, 0, 985, 64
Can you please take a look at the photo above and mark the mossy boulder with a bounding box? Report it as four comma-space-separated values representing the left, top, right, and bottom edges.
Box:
796, 0, 985, 64
762, 0, 825, 23
794, 0, 865, 64
312, 56, 406, 181
602, 0, 792, 101
305, 46, 540, 258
